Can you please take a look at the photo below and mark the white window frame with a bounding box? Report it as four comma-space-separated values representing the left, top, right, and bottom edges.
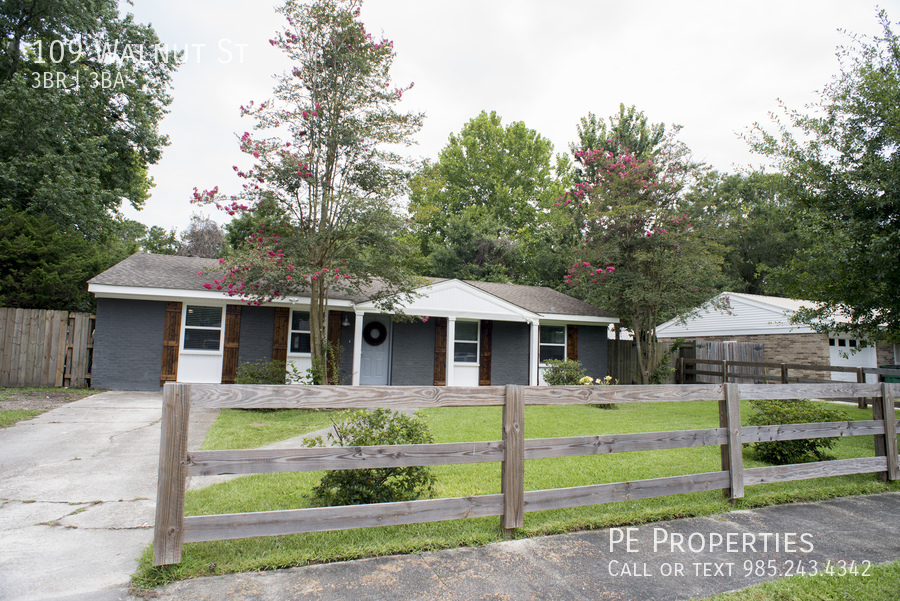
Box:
453, 320, 480, 365
539, 325, 567, 366
288, 309, 312, 356
180, 304, 225, 354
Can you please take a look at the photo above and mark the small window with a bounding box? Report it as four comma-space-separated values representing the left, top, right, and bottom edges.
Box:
829, 338, 836, 346
838, 339, 846, 347
290, 311, 311, 354
183, 305, 223, 351
849, 339, 857, 348
539, 325, 566, 363
454, 321, 479, 363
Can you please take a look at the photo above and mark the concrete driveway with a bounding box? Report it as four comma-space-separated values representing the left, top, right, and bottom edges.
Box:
0, 391, 215, 601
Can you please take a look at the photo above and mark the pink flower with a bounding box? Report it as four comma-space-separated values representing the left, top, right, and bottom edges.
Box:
203, 283, 212, 290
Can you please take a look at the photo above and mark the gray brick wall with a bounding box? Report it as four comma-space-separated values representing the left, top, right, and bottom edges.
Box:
390, 319, 436, 385
491, 321, 530, 385
238, 306, 275, 367
92, 298, 166, 391
577, 325, 608, 379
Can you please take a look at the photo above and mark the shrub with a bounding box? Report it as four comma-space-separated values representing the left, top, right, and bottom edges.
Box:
235, 360, 289, 384
543, 359, 585, 386
304, 408, 436, 506
746, 399, 848, 465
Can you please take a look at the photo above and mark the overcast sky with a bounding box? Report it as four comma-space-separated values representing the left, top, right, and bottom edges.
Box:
120, 0, 889, 231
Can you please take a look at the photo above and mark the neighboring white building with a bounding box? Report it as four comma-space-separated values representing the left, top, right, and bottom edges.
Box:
656, 292, 896, 382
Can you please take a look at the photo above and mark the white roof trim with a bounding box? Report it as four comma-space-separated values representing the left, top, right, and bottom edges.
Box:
88, 283, 356, 309
538, 313, 619, 325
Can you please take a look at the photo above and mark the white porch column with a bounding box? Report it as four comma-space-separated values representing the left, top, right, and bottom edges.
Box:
446, 316, 456, 387
529, 320, 540, 386
351, 311, 365, 386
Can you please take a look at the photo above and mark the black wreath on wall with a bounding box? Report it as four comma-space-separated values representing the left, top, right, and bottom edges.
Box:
363, 321, 387, 346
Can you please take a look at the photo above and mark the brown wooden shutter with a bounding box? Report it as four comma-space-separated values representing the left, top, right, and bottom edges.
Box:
327, 310, 342, 384
273, 307, 290, 363
221, 305, 242, 384
160, 301, 182, 386
479, 320, 493, 386
433, 317, 447, 386
567, 324, 578, 361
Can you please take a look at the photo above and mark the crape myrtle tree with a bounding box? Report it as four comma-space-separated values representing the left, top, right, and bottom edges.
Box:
559, 107, 727, 384
749, 10, 900, 344
192, 0, 424, 383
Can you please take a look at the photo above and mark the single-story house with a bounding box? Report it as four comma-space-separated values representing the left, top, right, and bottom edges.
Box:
656, 292, 898, 382
87, 253, 619, 390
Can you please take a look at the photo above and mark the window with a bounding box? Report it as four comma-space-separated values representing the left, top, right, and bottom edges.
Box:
183, 305, 223, 351
290, 311, 311, 354
454, 321, 479, 363
539, 325, 566, 363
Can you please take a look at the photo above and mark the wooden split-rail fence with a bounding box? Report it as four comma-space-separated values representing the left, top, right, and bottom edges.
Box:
153, 381, 900, 565
0, 308, 94, 388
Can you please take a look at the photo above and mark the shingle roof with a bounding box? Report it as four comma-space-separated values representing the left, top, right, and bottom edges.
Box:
90, 253, 616, 319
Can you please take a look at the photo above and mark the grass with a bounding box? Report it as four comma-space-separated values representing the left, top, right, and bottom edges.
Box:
0, 409, 43, 428
705, 559, 900, 600
200, 408, 338, 450
133, 400, 900, 589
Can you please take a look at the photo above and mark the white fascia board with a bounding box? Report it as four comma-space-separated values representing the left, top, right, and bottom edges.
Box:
538, 314, 619, 326
88, 283, 355, 310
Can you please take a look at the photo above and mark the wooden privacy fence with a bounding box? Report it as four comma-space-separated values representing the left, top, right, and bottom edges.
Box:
0, 308, 94, 388
677, 357, 900, 386
607, 339, 675, 384
153, 381, 900, 565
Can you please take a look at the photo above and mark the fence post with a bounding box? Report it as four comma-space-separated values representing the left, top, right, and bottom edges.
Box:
153, 383, 192, 565
722, 360, 729, 384
856, 368, 867, 409
873, 383, 899, 482
719, 383, 744, 502
501, 384, 525, 533
780, 363, 788, 384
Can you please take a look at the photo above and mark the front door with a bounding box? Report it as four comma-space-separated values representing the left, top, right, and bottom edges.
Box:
359, 314, 392, 385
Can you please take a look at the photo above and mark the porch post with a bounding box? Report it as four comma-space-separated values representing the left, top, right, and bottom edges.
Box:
529, 320, 539, 386
446, 316, 456, 386
351, 311, 364, 386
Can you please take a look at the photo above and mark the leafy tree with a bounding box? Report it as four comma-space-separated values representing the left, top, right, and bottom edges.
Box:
141, 225, 180, 255
0, 211, 108, 311
561, 108, 726, 383
687, 171, 800, 295
0, 1, 178, 311
408, 111, 567, 284
749, 10, 900, 343
0, 0, 179, 238
193, 0, 423, 382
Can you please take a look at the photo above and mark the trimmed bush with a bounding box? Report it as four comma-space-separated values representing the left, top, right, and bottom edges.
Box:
542, 359, 585, 386
746, 399, 848, 465
304, 408, 436, 506
235, 360, 288, 384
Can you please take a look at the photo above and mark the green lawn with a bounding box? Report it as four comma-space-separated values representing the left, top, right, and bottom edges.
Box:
134, 400, 900, 589
0, 409, 43, 428
705, 559, 900, 601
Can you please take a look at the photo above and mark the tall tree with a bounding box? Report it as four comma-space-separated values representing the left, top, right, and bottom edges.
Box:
0, 0, 179, 238
687, 171, 800, 296
0, 2, 178, 310
408, 111, 566, 284
561, 108, 726, 383
749, 10, 900, 343
193, 0, 423, 382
